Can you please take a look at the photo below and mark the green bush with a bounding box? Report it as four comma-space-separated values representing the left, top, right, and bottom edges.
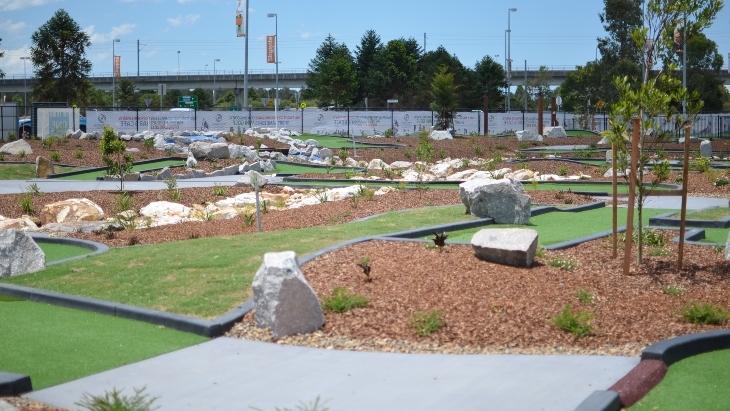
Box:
76, 386, 158, 411
553, 304, 593, 337
679, 302, 729, 325
321, 287, 370, 313
409, 310, 445, 337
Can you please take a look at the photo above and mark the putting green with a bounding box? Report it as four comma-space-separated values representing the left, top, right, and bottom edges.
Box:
54, 159, 186, 181
266, 162, 356, 175
297, 133, 398, 149
38, 242, 94, 263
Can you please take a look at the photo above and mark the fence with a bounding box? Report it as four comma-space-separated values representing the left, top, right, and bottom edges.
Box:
0, 104, 20, 141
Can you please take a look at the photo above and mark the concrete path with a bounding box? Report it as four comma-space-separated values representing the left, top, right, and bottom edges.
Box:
27, 338, 638, 411
593, 195, 729, 210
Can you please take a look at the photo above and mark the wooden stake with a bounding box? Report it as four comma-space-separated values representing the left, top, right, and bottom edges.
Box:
612, 142, 618, 259
678, 123, 691, 269
623, 118, 640, 275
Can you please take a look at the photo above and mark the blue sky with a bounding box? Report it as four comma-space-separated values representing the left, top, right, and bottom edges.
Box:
1, 0, 729, 79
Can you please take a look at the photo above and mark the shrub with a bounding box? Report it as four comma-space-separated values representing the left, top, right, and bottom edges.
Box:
321, 287, 370, 313
548, 258, 577, 271
715, 177, 729, 187
679, 302, 729, 325
242, 212, 256, 227
75, 386, 158, 411
553, 304, 593, 337
18, 150, 26, 159
74, 150, 84, 159
409, 310, 445, 337
50, 151, 61, 162
575, 288, 595, 305
19, 193, 34, 215
143, 138, 154, 152
213, 183, 229, 197
557, 166, 568, 176
691, 156, 711, 172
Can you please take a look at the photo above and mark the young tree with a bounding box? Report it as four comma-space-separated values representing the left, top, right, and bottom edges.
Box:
100, 125, 133, 192
30, 9, 92, 105
305, 35, 358, 108
429, 66, 458, 130
115, 79, 141, 108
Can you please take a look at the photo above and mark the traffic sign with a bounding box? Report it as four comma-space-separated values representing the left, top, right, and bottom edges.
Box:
178, 95, 198, 109
596, 100, 605, 109
229, 105, 238, 111
556, 96, 563, 106
387, 99, 399, 104
299, 102, 307, 109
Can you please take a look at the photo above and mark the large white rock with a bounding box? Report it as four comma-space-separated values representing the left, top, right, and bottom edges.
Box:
459, 178, 531, 224
516, 130, 543, 142
471, 228, 539, 267
39, 198, 104, 226
390, 161, 413, 170
700, 140, 712, 158
542, 126, 568, 138
0, 140, 33, 155
0, 216, 38, 231
0, 229, 45, 278
429, 130, 453, 140
139, 201, 191, 219
252, 251, 324, 339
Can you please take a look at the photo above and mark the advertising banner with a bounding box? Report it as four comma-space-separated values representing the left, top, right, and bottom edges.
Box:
114, 56, 121, 78
266, 36, 276, 63
37, 108, 80, 138
235, 0, 246, 37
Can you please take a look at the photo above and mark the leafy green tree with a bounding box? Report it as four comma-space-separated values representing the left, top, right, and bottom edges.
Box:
100, 125, 133, 192
305, 34, 358, 108
354, 29, 383, 104
30, 9, 92, 105
415, 46, 468, 107
461, 55, 508, 110
364, 38, 422, 106
429, 66, 458, 130
190, 87, 213, 108
218, 91, 237, 106
115, 78, 141, 108
163, 89, 184, 108
81, 86, 110, 108
0, 38, 5, 78
598, 0, 643, 63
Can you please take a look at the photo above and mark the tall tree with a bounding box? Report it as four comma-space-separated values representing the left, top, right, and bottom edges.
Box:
0, 38, 5, 78
30, 9, 92, 105
364, 38, 421, 106
305, 34, 358, 107
597, 0, 643, 62
115, 79, 141, 108
461, 55, 507, 110
429, 66, 458, 130
415, 46, 467, 107
354, 30, 383, 104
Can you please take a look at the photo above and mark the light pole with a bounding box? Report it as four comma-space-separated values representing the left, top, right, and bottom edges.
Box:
506, 8, 517, 112
267, 13, 279, 131
20, 56, 30, 114
112, 39, 120, 110
213, 58, 220, 106
205, 64, 208, 74
177, 51, 180, 75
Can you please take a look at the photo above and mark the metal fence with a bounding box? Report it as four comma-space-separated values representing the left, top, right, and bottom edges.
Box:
0, 104, 20, 142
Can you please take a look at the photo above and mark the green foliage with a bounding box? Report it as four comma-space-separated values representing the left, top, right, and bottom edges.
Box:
409, 310, 445, 337
553, 304, 594, 337
548, 258, 578, 271
314, 189, 328, 203
42, 136, 55, 149
575, 288, 595, 305
429, 65, 458, 130
558, 166, 568, 176
164, 177, 181, 203
305, 35, 358, 107
321, 287, 370, 313
26, 183, 42, 196
357, 183, 375, 200
19, 192, 34, 214
691, 156, 711, 172
432, 231, 449, 249
74, 150, 84, 159
116, 191, 135, 212
100, 125, 133, 191
212, 183, 229, 197
679, 302, 729, 325
662, 284, 685, 296
18, 150, 26, 159
50, 151, 60, 162
143, 138, 154, 152
76, 386, 159, 411
242, 212, 256, 228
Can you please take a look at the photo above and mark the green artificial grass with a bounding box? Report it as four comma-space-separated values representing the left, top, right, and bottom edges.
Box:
2, 205, 477, 319
0, 164, 36, 180
0, 300, 207, 389
629, 349, 730, 410
698, 227, 730, 244
565, 130, 601, 137
55, 159, 186, 180
296, 133, 390, 149
446, 207, 676, 245
37, 242, 95, 262
266, 162, 354, 175
670, 207, 730, 221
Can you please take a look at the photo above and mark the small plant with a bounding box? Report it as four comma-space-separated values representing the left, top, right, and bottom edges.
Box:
715, 177, 729, 187
26, 183, 42, 196
116, 191, 135, 212
321, 287, 370, 313
344, 168, 355, 179
402, 149, 413, 159
383, 167, 394, 180
530, 179, 539, 191
212, 183, 229, 197
143, 138, 154, 152
349, 192, 360, 209
127, 236, 140, 246
648, 247, 671, 256
75, 386, 159, 411
575, 288, 595, 305
563, 197, 574, 205
432, 231, 448, 250
713, 245, 725, 254
518, 142, 530, 150
679, 302, 729, 325
50, 151, 61, 162
460, 158, 470, 169
74, 150, 84, 159
338, 148, 348, 159
19, 193, 34, 214
492, 153, 503, 164
384, 128, 393, 137
164, 147, 174, 156
554, 190, 565, 200
396, 181, 408, 193
409, 310, 445, 337
0, 152, 4, 161
472, 145, 482, 155
356, 257, 372, 282
18, 150, 26, 159
357, 183, 375, 200
553, 304, 593, 337
164, 177, 182, 202
314, 189, 328, 203
535, 248, 547, 258
662, 284, 685, 297
42, 136, 55, 149
548, 257, 577, 271
189, 233, 201, 239
557, 166, 568, 176
691, 156, 711, 173
438, 149, 448, 160
241, 212, 256, 227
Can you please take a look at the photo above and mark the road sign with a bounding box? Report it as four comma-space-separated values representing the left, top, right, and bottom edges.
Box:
229, 105, 238, 111
144, 98, 152, 108
556, 96, 563, 106
299, 102, 307, 109
596, 100, 605, 109
178, 95, 198, 109
267, 99, 274, 106
387, 99, 399, 104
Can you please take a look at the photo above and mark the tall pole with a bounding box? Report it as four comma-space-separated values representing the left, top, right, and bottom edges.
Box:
20, 57, 30, 115
213, 58, 220, 107
682, 15, 687, 116
268, 13, 279, 130
112, 39, 120, 110
137, 39, 140, 82
177, 51, 180, 75
244, 0, 250, 108
507, 8, 516, 112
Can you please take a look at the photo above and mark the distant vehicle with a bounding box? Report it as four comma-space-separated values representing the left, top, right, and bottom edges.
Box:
18, 117, 86, 137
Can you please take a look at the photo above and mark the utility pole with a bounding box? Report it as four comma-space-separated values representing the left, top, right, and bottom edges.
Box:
423, 33, 427, 52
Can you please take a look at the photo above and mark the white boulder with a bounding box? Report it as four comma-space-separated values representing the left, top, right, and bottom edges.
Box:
516, 130, 543, 142
542, 126, 568, 138
459, 178, 531, 224
0, 229, 45, 278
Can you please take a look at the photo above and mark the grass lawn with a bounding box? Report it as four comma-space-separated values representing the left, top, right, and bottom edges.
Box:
297, 133, 392, 149
266, 162, 354, 175
38, 242, 95, 263
0, 164, 36, 180
698, 227, 730, 244
670, 207, 730, 220
629, 349, 730, 410
446, 207, 676, 245
566, 130, 601, 137
0, 298, 207, 389
54, 159, 186, 181
1, 205, 478, 319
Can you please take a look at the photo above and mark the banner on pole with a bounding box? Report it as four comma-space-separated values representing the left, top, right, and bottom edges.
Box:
114, 56, 121, 78
235, 0, 246, 37
266, 36, 276, 63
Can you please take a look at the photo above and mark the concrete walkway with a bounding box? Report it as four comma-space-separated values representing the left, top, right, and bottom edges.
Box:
27, 338, 639, 411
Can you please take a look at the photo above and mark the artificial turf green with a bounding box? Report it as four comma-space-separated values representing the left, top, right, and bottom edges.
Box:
629, 349, 730, 410
297, 133, 387, 149
55, 159, 186, 180
0, 164, 36, 180
37, 242, 94, 262
0, 300, 207, 389
446, 207, 676, 245
698, 227, 730, 244
265, 162, 353, 175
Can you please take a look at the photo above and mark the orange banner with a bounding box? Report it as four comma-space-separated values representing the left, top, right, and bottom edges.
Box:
114, 55, 121, 78
266, 36, 276, 63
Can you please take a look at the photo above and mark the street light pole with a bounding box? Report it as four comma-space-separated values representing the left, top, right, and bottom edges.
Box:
177, 51, 180, 75
213, 58, 220, 107
112, 39, 120, 110
20, 56, 30, 115
267, 13, 279, 131
507, 8, 517, 112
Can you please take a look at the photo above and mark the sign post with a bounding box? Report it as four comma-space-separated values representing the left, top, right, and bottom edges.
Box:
178, 95, 198, 109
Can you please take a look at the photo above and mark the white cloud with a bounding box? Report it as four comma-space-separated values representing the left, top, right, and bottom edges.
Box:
0, 47, 32, 76
0, 19, 27, 34
85, 23, 136, 45
0, 0, 54, 11
300, 31, 323, 39
166, 14, 201, 27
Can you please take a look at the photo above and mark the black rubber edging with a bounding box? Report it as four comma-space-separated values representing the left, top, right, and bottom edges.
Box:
0, 372, 32, 396
0, 283, 253, 338
46, 157, 186, 179
28, 233, 109, 266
